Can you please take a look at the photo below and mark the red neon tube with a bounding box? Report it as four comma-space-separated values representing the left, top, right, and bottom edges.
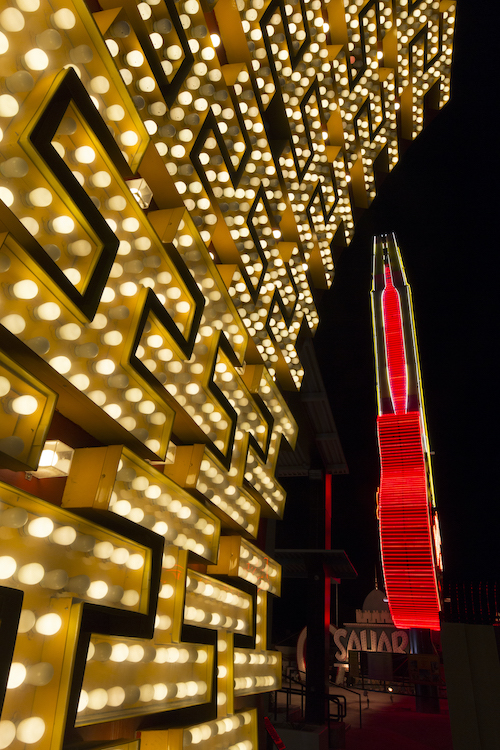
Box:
377, 411, 440, 630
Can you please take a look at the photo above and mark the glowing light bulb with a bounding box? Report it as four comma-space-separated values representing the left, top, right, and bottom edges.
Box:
120, 130, 139, 146
16, 718, 45, 745
51, 9, 76, 29
210, 33, 221, 47
0, 314, 24, 334
68, 239, 91, 256
105, 39, 119, 57
17, 562, 45, 584
69, 374, 90, 390
27, 516, 53, 537
0, 721, 16, 750
126, 554, 144, 570
0, 556, 16, 579
17, 611, 35, 635
126, 50, 143, 66
119, 281, 137, 296
90, 76, 109, 93
94, 359, 115, 375
35, 613, 62, 635
0, 95, 19, 117
90, 170, 111, 187
49, 356, 72, 374
112, 500, 132, 516
87, 688, 108, 710
23, 48, 49, 70
0, 8, 24, 31
57, 323, 81, 340
50, 215, 74, 234
11, 395, 38, 415
110, 643, 129, 662
121, 589, 140, 606
87, 580, 108, 599
77, 691, 88, 712
110, 546, 129, 563
139, 684, 154, 702
121, 217, 140, 233
0, 187, 14, 206
12, 279, 38, 299
106, 195, 127, 211
107, 686, 125, 706
0, 376, 11, 397
35, 302, 60, 320
51, 526, 76, 545
74, 146, 95, 164
6, 663, 26, 690
166, 44, 182, 60
93, 540, 114, 559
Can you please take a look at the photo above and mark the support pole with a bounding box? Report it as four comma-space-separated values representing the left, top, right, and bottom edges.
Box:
409, 628, 440, 714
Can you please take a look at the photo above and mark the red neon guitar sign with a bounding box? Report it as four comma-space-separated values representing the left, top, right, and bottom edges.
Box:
372, 234, 441, 631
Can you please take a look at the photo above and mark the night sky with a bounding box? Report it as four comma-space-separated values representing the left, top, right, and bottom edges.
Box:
308, 1, 499, 625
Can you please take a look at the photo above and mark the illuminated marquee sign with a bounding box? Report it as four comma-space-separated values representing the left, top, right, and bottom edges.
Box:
0, 0, 453, 748
371, 233, 442, 631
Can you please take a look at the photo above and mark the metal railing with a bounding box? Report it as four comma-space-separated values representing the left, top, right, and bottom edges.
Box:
271, 669, 362, 729
271, 669, 306, 723
329, 681, 362, 728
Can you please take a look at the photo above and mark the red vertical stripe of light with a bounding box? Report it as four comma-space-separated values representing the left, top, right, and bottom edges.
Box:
325, 472, 332, 551
377, 411, 441, 630
382, 264, 407, 414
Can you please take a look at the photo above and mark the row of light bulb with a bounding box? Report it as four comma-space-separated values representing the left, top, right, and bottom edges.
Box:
234, 651, 278, 665
186, 574, 251, 608
1, 507, 144, 563
78, 678, 208, 713
184, 608, 246, 630
184, 573, 251, 632
87, 639, 208, 666
0, 552, 141, 604
233, 675, 276, 691
183, 712, 253, 746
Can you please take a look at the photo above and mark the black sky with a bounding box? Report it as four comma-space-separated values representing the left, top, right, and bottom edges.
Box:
312, 0, 500, 621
